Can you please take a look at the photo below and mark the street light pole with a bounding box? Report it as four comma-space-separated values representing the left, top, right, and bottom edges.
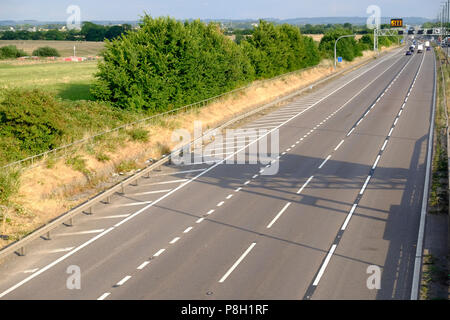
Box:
334, 34, 357, 70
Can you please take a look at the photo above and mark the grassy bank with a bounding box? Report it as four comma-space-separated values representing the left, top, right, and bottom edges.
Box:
429, 47, 449, 215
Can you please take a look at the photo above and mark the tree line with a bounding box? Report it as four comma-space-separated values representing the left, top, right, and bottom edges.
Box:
0, 22, 132, 41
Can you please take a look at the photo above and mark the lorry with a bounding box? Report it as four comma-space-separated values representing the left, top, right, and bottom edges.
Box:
417, 44, 423, 53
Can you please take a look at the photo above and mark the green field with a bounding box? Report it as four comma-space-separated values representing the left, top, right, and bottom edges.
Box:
0, 60, 98, 100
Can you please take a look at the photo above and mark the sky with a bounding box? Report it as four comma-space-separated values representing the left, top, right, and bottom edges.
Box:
0, 0, 443, 21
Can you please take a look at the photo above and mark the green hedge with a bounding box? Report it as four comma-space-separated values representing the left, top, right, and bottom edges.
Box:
32, 46, 61, 57
92, 16, 322, 111
0, 45, 27, 59
0, 89, 66, 161
92, 15, 254, 111
241, 21, 320, 79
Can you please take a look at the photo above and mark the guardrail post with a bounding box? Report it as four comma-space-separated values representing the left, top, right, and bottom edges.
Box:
46, 231, 51, 240
121, 183, 125, 194
18, 247, 25, 256
68, 217, 73, 226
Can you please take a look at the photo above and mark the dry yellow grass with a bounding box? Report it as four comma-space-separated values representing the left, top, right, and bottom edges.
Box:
0, 45, 399, 248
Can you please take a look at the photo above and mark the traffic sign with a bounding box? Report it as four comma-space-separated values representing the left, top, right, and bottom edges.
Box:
390, 18, 403, 28
338, 57, 342, 63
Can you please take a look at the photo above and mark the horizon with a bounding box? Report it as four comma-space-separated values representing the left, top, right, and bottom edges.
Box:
0, 0, 442, 21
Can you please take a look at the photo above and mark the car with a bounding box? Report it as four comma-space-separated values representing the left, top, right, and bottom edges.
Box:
426, 46, 431, 51
406, 50, 412, 55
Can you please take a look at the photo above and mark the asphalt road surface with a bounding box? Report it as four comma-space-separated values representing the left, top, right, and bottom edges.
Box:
0, 46, 436, 300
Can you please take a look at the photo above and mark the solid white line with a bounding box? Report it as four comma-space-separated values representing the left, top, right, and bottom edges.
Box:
217, 201, 225, 207
313, 244, 337, 286
297, 176, 314, 194
23, 268, 39, 274
144, 179, 187, 186
411, 50, 432, 300
137, 261, 150, 270
153, 169, 206, 176
92, 214, 130, 220
334, 140, 345, 151
183, 227, 193, 233
360, 175, 372, 195
318, 155, 331, 169
266, 202, 292, 228
39, 247, 74, 254
97, 292, 111, 300
0, 49, 402, 299
125, 190, 170, 196
341, 204, 358, 231
153, 249, 166, 257
111, 200, 153, 207
116, 275, 131, 286
56, 229, 105, 237
219, 243, 256, 283
170, 237, 180, 244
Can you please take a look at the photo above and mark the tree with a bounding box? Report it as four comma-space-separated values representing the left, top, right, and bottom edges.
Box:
91, 15, 254, 111
81, 22, 107, 41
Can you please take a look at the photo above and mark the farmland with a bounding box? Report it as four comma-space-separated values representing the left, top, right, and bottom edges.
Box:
0, 60, 98, 100
0, 40, 104, 57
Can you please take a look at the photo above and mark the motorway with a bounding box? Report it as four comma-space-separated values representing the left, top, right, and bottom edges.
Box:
0, 45, 436, 300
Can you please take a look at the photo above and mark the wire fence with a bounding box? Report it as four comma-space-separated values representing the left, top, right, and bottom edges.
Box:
1, 62, 334, 170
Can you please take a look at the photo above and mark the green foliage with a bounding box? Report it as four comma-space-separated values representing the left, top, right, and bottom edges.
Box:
0, 88, 140, 166
0, 89, 66, 162
0, 45, 27, 59
359, 34, 374, 51
32, 46, 61, 57
241, 21, 320, 78
319, 30, 363, 62
92, 15, 254, 111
